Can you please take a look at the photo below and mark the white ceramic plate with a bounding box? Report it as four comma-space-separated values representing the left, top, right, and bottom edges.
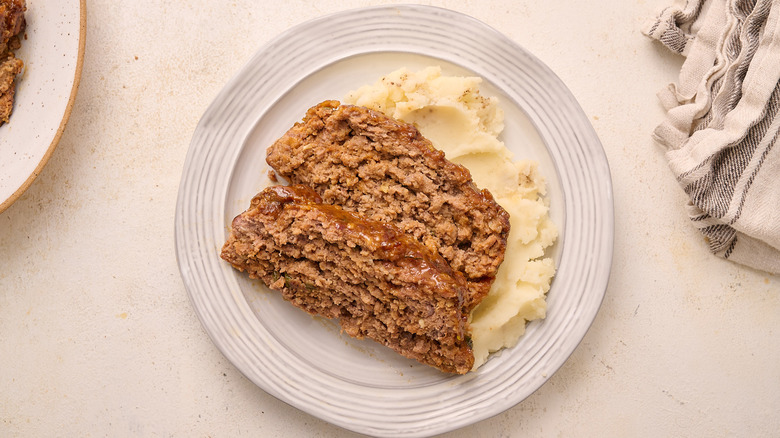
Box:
176, 5, 613, 437
0, 0, 86, 213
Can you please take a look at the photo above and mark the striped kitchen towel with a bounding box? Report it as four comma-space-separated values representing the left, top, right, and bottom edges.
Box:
644, 0, 780, 275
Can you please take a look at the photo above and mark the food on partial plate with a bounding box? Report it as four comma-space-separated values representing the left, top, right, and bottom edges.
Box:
220, 185, 474, 374
345, 67, 557, 368
0, 0, 26, 125
266, 101, 511, 312
221, 67, 557, 373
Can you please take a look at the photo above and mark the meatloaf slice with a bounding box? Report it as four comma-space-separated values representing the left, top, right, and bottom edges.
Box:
266, 101, 510, 311
220, 185, 474, 374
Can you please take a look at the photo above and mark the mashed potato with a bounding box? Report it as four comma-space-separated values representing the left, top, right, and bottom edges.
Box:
345, 67, 558, 369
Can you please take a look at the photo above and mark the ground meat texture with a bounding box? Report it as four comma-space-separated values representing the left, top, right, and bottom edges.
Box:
0, 53, 22, 122
266, 101, 510, 311
0, 0, 24, 52
220, 185, 474, 374
0, 0, 25, 124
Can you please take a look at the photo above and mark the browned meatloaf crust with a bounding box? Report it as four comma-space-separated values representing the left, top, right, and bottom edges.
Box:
0, 0, 24, 53
0, 0, 25, 124
0, 53, 22, 123
266, 101, 510, 311
220, 185, 474, 374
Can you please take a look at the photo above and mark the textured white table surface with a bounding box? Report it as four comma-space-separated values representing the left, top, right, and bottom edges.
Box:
2, 1, 778, 436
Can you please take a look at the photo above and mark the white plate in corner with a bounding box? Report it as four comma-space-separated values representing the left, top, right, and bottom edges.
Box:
175, 5, 613, 437
0, 0, 86, 213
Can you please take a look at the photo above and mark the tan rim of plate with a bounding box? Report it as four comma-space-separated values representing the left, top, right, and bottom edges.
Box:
0, 0, 87, 214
